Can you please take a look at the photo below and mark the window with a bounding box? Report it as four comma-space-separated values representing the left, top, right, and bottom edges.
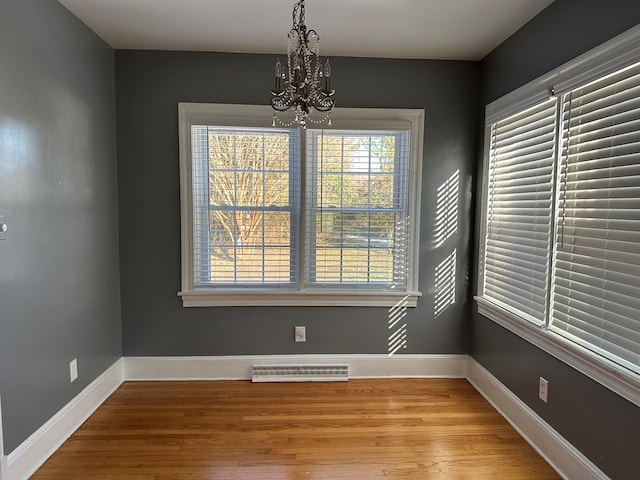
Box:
551, 63, 640, 375
179, 104, 424, 307
477, 25, 640, 406
482, 99, 557, 326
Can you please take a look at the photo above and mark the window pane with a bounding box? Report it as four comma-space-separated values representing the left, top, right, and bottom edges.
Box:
315, 211, 394, 249
315, 134, 397, 209
306, 129, 410, 287
194, 126, 297, 285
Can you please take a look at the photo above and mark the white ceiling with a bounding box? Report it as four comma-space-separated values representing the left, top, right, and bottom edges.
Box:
58, 0, 554, 61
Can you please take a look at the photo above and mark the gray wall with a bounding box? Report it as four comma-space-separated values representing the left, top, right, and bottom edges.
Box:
0, 0, 121, 453
2, 0, 638, 474
115, 51, 480, 356
473, 1, 640, 478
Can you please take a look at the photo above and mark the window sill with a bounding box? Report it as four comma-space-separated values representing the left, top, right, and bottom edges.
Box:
474, 296, 640, 408
179, 290, 422, 308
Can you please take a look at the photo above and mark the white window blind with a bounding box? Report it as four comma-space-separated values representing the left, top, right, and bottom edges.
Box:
482, 99, 557, 324
551, 61, 640, 373
191, 126, 300, 286
305, 130, 410, 289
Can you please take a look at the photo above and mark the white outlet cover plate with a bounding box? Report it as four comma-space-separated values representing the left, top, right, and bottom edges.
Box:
539, 376, 549, 403
70, 359, 78, 382
295, 326, 306, 342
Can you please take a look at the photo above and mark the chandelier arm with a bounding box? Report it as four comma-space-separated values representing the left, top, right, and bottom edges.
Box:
271, 98, 294, 112
311, 100, 335, 113
305, 28, 318, 47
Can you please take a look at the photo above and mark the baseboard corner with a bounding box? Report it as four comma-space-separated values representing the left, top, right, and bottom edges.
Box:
5, 358, 124, 480
466, 357, 609, 480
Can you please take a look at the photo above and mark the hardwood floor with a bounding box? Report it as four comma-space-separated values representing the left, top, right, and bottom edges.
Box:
32, 379, 560, 479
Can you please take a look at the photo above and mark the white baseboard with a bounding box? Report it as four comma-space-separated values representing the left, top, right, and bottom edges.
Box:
124, 354, 468, 380
3, 353, 465, 480
466, 358, 609, 480
0, 394, 5, 480
5, 355, 609, 480
5, 359, 124, 480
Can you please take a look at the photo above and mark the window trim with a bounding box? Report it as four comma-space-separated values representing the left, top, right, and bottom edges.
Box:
178, 103, 424, 307
477, 24, 640, 407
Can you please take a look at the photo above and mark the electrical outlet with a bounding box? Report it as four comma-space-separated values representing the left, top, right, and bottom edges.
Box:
69, 358, 78, 383
0, 215, 6, 241
539, 376, 549, 403
295, 326, 306, 342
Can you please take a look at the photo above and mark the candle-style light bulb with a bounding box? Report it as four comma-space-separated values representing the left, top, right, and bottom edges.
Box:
292, 55, 305, 88
272, 58, 284, 94
322, 59, 333, 95
275, 58, 283, 79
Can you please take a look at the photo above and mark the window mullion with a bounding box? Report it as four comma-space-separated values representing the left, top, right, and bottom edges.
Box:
262, 135, 266, 281
232, 135, 239, 283
340, 136, 345, 283
367, 136, 372, 283
298, 128, 307, 291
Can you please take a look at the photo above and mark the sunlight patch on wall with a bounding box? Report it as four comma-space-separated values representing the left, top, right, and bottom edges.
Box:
388, 294, 409, 355
387, 216, 410, 355
434, 249, 456, 318
0, 118, 36, 173
434, 169, 459, 248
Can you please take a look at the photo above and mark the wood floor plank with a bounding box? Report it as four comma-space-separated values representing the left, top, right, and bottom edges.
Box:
31, 379, 560, 479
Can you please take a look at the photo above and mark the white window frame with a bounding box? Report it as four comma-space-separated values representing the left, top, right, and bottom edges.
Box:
178, 103, 424, 307
476, 25, 640, 407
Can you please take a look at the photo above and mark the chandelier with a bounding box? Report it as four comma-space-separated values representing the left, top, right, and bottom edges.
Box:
270, 0, 335, 128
